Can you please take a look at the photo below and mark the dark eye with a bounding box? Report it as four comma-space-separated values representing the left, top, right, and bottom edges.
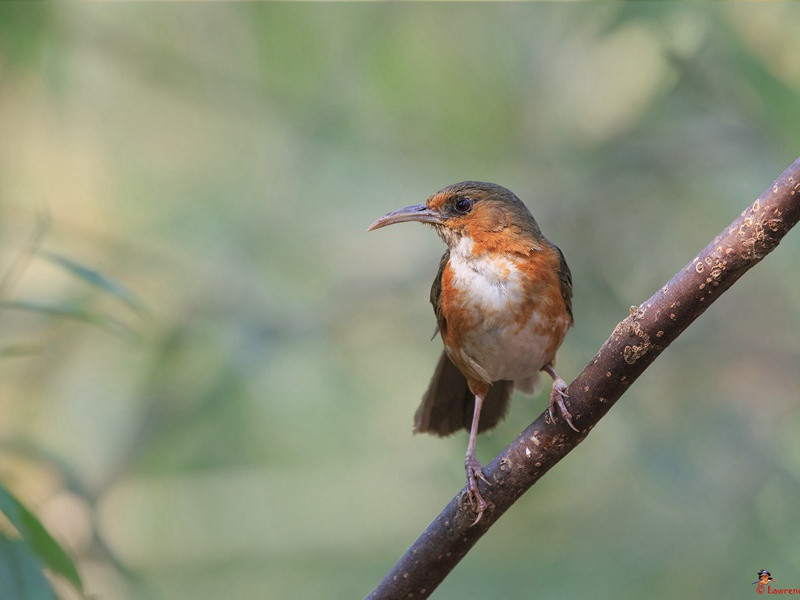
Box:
454, 196, 473, 214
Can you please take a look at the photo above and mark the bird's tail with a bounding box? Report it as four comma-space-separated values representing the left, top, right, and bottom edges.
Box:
414, 351, 513, 437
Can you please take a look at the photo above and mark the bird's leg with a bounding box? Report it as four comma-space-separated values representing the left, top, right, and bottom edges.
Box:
464, 392, 490, 524
543, 364, 579, 432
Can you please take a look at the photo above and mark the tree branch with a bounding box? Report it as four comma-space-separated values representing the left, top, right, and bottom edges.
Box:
367, 156, 800, 600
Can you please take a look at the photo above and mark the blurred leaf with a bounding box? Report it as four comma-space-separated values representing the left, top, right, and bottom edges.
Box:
1, 299, 138, 341
43, 251, 144, 314
0, 484, 82, 594
0, 535, 57, 600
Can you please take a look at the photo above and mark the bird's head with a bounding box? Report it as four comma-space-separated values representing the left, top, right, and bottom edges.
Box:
367, 181, 543, 250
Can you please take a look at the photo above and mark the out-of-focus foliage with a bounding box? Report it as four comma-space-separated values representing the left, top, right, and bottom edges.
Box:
0, 482, 83, 598
0, 3, 799, 599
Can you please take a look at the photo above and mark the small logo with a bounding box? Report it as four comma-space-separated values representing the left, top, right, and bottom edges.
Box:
751, 569, 800, 595
753, 570, 776, 586
753, 570, 800, 595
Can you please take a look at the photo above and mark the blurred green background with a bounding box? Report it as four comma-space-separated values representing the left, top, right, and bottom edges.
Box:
1, 3, 799, 599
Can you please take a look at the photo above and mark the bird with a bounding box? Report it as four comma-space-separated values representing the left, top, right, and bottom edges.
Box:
753, 570, 776, 585
368, 181, 576, 523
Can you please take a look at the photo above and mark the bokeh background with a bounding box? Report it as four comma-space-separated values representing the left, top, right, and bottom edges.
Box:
1, 3, 799, 599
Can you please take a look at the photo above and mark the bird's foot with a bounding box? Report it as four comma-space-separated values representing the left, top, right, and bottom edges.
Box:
464, 453, 490, 525
548, 377, 579, 432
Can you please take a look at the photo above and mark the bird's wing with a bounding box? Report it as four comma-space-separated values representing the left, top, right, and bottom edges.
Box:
429, 249, 450, 338
553, 243, 573, 325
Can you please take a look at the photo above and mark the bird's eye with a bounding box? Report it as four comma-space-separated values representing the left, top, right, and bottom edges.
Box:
454, 197, 473, 214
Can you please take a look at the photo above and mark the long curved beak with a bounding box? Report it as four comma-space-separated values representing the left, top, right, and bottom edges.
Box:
367, 203, 443, 232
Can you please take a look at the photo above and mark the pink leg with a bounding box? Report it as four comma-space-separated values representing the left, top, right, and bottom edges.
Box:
543, 364, 579, 432
464, 392, 490, 524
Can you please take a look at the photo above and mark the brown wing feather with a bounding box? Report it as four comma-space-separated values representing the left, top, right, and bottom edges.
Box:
430, 249, 449, 338
551, 242, 573, 325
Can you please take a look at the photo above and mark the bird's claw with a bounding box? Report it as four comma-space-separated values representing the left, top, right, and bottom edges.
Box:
465, 454, 490, 524
549, 379, 579, 432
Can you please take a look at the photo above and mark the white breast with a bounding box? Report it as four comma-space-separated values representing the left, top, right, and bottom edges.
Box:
447, 237, 525, 312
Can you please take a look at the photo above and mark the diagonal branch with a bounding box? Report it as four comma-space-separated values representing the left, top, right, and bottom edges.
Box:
367, 156, 800, 600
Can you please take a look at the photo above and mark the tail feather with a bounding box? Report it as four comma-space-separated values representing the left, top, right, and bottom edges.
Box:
414, 351, 514, 437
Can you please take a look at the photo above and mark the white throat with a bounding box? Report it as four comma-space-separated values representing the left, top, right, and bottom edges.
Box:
447, 236, 524, 310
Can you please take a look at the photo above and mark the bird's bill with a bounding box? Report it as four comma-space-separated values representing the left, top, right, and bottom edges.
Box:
367, 203, 443, 232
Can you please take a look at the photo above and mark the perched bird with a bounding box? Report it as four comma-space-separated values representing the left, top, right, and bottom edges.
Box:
368, 181, 576, 522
